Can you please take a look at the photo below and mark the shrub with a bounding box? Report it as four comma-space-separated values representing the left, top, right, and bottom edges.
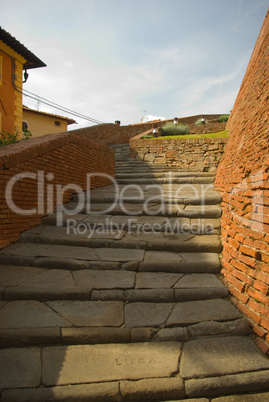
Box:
161, 122, 190, 136
0, 130, 32, 147
218, 115, 230, 122
195, 118, 209, 126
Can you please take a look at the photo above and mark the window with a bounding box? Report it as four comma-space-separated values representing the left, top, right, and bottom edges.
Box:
22, 121, 29, 132
54, 120, 61, 126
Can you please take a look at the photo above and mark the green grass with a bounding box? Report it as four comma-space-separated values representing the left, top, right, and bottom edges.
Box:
151, 130, 229, 140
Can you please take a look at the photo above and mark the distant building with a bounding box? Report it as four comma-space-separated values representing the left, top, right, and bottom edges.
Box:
23, 106, 76, 137
0, 27, 46, 137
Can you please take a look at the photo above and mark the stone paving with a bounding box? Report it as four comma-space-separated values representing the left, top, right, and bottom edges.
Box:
0, 144, 269, 401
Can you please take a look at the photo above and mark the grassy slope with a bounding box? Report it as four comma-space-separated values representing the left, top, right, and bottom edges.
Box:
144, 130, 228, 140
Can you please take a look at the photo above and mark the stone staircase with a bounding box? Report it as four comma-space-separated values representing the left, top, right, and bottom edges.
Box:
0, 143, 269, 401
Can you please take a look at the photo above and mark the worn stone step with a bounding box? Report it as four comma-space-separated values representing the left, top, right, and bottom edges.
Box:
0, 264, 228, 302
0, 298, 249, 348
73, 194, 222, 206
115, 165, 185, 171
60, 201, 222, 218
116, 171, 215, 178
116, 177, 215, 185
42, 213, 220, 235
0, 245, 221, 273
70, 183, 222, 205
1, 337, 269, 400
17, 225, 222, 253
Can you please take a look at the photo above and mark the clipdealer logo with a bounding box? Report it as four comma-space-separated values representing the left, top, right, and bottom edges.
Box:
5, 170, 217, 234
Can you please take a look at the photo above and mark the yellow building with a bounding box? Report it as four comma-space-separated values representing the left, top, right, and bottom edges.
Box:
0, 27, 46, 138
23, 106, 76, 137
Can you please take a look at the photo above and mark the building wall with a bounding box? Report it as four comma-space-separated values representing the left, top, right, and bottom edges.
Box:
0, 40, 25, 138
0, 133, 115, 249
23, 110, 69, 137
215, 10, 269, 355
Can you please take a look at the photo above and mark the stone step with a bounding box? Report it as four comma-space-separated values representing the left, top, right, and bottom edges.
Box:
61, 202, 222, 218
17, 225, 222, 253
0, 264, 227, 302
1, 337, 269, 401
70, 183, 222, 205
116, 171, 215, 179
0, 245, 221, 274
115, 164, 182, 170
42, 213, 220, 234
71, 194, 222, 206
0, 296, 250, 348
117, 177, 215, 184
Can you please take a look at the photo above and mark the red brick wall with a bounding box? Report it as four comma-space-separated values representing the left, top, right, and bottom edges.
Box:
70, 123, 154, 145
215, 10, 269, 354
189, 121, 227, 134
69, 116, 226, 146
0, 133, 115, 249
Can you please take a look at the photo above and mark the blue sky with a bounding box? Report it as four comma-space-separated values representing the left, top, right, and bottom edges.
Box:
1, 0, 268, 127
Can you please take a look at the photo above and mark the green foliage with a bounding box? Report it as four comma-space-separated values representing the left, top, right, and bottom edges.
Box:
0, 131, 18, 146
161, 122, 190, 136
148, 130, 229, 140
218, 115, 230, 122
22, 129, 32, 140
0, 130, 32, 147
195, 118, 209, 126
142, 135, 153, 139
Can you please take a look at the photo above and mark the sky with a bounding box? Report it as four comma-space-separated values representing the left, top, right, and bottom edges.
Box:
1, 0, 269, 128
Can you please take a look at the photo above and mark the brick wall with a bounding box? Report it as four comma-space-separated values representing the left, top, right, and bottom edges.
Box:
70, 123, 154, 145
69, 116, 226, 146
0, 133, 115, 249
189, 121, 227, 134
130, 137, 228, 172
215, 10, 269, 354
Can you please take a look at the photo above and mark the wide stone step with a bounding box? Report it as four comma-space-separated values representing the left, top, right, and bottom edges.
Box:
70, 183, 222, 206
115, 165, 182, 171
115, 167, 180, 173
116, 171, 215, 179
1, 337, 269, 401
0, 264, 228, 302
42, 213, 220, 235
17, 225, 222, 253
117, 177, 215, 185
60, 201, 222, 218
0, 244, 221, 273
0, 297, 250, 348
73, 194, 222, 206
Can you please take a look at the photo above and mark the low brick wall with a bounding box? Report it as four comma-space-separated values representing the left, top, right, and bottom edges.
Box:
0, 133, 115, 249
70, 123, 156, 146
189, 121, 227, 134
130, 137, 228, 172
69, 119, 226, 146
215, 10, 269, 354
